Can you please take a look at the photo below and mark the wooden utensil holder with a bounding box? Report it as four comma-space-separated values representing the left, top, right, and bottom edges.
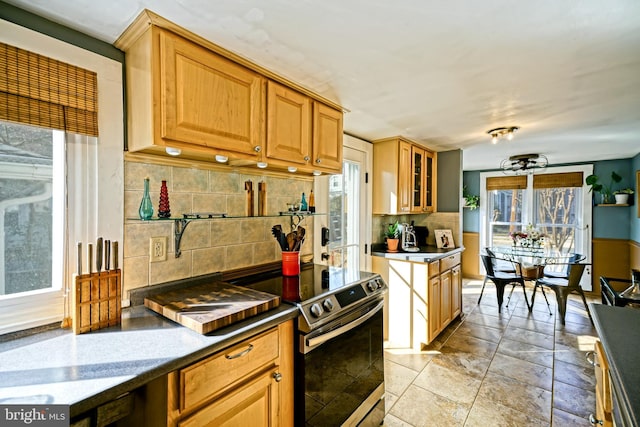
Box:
73, 269, 122, 334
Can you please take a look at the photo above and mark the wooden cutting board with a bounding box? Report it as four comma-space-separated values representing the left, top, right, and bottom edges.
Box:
144, 282, 280, 334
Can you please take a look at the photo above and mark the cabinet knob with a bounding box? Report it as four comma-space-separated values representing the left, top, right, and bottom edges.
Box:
585, 351, 596, 366
315, 158, 321, 164
272, 372, 282, 382
304, 156, 310, 162
589, 414, 603, 425
254, 146, 262, 153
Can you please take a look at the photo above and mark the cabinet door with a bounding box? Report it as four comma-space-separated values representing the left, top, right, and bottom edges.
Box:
423, 150, 436, 212
266, 80, 311, 165
159, 30, 264, 157
594, 340, 613, 427
178, 369, 279, 427
398, 141, 412, 213
410, 146, 425, 213
451, 265, 462, 319
428, 276, 441, 342
312, 102, 343, 172
440, 270, 452, 326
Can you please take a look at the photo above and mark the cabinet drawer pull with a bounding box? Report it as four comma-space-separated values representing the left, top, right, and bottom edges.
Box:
225, 344, 254, 360
585, 351, 599, 367
272, 372, 282, 382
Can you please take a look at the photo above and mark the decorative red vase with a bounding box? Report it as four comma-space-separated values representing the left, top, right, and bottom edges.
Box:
158, 180, 171, 218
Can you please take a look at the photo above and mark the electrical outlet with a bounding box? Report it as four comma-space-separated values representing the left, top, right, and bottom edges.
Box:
150, 236, 168, 262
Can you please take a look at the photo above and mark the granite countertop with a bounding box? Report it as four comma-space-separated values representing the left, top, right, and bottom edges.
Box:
371, 243, 464, 261
0, 303, 299, 418
590, 304, 640, 427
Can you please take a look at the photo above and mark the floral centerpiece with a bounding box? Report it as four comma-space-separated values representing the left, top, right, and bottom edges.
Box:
510, 223, 546, 249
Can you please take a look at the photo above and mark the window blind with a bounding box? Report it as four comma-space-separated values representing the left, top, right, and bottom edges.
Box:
0, 42, 98, 136
533, 172, 584, 189
486, 175, 527, 190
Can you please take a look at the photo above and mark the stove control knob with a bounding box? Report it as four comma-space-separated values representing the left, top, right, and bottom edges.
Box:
310, 303, 323, 318
323, 299, 334, 312
367, 280, 379, 291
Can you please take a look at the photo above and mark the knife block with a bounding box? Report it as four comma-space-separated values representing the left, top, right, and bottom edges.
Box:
73, 269, 122, 334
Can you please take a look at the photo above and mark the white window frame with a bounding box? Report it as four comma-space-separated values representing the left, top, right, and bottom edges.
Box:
480, 164, 594, 290
0, 19, 124, 334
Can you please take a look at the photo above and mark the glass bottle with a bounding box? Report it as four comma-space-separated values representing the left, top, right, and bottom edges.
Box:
308, 189, 315, 213
300, 192, 308, 211
139, 177, 154, 220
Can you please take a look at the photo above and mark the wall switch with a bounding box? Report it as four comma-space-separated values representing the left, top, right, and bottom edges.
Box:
150, 236, 168, 262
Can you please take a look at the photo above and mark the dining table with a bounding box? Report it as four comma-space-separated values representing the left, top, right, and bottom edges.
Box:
487, 246, 579, 280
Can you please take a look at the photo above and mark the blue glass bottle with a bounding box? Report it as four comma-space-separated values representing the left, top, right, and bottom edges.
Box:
139, 178, 154, 220
300, 192, 308, 211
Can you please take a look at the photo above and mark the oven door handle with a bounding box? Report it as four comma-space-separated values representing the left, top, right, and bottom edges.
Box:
305, 299, 384, 351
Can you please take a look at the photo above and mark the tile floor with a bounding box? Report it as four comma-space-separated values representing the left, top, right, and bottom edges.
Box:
382, 278, 600, 426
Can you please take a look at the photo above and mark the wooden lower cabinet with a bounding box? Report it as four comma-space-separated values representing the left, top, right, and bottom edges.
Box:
136, 320, 293, 427
592, 340, 613, 427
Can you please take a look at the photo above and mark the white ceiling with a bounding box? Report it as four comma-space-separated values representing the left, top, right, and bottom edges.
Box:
6, 0, 640, 170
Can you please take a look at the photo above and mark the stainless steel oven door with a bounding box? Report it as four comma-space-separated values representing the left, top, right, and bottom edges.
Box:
297, 297, 385, 427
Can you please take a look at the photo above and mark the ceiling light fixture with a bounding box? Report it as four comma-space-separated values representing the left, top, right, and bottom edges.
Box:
500, 153, 548, 175
487, 126, 520, 144
165, 147, 182, 156
214, 154, 228, 163
257, 162, 268, 169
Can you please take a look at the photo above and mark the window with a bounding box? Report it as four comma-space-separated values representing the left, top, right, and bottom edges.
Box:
328, 160, 361, 269
480, 166, 593, 290
0, 22, 123, 334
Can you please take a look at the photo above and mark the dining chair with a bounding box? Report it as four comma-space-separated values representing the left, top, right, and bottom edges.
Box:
485, 248, 515, 273
543, 253, 586, 280
479, 254, 530, 312
531, 263, 593, 325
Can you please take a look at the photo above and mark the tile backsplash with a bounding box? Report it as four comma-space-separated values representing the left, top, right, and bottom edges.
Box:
123, 160, 314, 303
373, 212, 461, 247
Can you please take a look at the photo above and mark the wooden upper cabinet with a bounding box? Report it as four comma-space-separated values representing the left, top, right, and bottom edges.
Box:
312, 102, 343, 172
266, 80, 312, 165
159, 30, 265, 158
373, 136, 435, 214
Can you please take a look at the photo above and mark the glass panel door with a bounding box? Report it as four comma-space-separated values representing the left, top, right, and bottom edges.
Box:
328, 160, 361, 269
487, 188, 525, 248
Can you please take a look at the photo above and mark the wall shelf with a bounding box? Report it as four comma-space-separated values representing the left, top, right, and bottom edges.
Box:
127, 212, 324, 258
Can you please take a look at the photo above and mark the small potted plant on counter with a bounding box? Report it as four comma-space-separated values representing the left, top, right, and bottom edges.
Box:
613, 188, 634, 204
385, 221, 400, 252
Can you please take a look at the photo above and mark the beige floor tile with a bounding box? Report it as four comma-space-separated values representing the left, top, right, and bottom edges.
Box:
551, 408, 591, 427
431, 348, 491, 380
553, 342, 593, 369
381, 413, 413, 426
552, 380, 596, 419
488, 352, 554, 391
503, 325, 555, 349
389, 385, 469, 427
413, 362, 482, 405
441, 333, 498, 360
553, 359, 596, 390
384, 359, 420, 397
497, 337, 555, 368
454, 321, 503, 343
477, 371, 552, 421
384, 350, 435, 372
464, 399, 549, 427
385, 392, 399, 413
509, 315, 556, 335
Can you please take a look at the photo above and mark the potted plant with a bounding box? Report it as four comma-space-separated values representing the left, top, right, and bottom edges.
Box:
613, 188, 634, 204
385, 221, 400, 252
462, 186, 480, 210
586, 171, 622, 204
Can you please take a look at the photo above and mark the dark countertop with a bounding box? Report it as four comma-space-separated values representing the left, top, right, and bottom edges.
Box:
371, 243, 464, 261
0, 303, 299, 418
591, 304, 640, 427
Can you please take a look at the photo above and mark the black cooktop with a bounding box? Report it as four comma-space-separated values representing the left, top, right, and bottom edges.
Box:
231, 263, 378, 304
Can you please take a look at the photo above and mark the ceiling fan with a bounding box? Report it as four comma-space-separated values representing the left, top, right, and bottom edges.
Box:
500, 153, 548, 174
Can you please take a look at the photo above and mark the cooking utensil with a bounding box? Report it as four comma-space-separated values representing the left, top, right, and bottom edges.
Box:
258, 181, 266, 216
96, 237, 103, 273
271, 225, 287, 251
286, 232, 296, 253
293, 226, 306, 251
245, 180, 254, 216
112, 241, 118, 270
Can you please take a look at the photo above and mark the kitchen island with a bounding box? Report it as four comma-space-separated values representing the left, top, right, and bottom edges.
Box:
0, 302, 298, 422
591, 304, 640, 427
372, 245, 464, 349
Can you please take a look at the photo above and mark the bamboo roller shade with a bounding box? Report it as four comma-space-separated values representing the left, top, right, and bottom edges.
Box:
533, 172, 584, 188
486, 175, 527, 190
0, 42, 98, 136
